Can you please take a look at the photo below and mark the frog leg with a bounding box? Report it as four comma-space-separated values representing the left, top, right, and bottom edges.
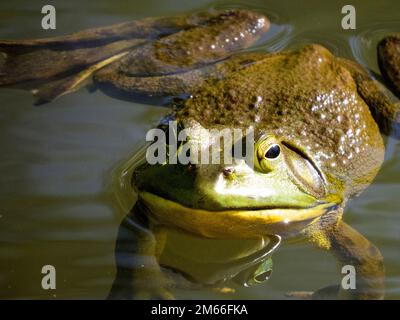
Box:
0, 11, 268, 101
290, 216, 384, 300
95, 51, 269, 99
378, 35, 400, 98
0, 14, 190, 103
30, 51, 130, 105
0, 11, 228, 83
338, 58, 400, 138
108, 201, 173, 300
93, 10, 269, 99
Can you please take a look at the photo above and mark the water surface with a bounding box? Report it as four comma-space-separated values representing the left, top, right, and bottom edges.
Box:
0, 0, 399, 299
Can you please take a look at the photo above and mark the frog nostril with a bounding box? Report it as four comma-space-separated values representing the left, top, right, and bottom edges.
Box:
223, 167, 235, 177
184, 164, 197, 173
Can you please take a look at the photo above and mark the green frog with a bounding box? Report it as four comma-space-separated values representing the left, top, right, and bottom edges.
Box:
1, 9, 399, 299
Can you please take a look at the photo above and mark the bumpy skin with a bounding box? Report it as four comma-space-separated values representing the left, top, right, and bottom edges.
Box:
378, 35, 400, 136
132, 45, 389, 300
379, 34, 400, 97
1, 10, 398, 300
0, 10, 268, 103
94, 10, 269, 96
177, 46, 384, 198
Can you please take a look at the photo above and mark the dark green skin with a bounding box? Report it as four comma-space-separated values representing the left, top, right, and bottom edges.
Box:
377, 34, 400, 137
378, 34, 400, 137
1, 9, 399, 300
379, 34, 400, 96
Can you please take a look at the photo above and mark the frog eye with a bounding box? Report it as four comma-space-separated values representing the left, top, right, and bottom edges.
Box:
265, 144, 280, 159
255, 136, 281, 173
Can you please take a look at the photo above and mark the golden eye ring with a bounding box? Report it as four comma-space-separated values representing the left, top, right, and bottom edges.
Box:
255, 136, 281, 172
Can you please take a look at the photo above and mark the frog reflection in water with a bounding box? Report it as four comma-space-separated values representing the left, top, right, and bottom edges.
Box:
1, 10, 400, 299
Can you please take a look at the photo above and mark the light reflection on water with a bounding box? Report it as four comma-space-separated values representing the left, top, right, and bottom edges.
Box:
0, 0, 399, 299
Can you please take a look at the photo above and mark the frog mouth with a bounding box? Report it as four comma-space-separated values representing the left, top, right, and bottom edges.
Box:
139, 191, 339, 238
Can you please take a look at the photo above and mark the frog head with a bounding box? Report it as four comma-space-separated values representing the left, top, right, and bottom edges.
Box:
133, 120, 342, 238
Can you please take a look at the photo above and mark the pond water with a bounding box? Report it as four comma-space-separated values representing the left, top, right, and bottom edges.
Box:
0, 0, 399, 299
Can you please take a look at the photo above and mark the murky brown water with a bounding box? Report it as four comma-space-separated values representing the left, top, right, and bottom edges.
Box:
0, 0, 399, 299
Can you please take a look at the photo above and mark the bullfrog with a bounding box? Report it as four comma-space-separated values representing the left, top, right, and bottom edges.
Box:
1, 9, 400, 300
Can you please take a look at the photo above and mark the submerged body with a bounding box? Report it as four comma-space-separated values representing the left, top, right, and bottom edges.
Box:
1, 9, 400, 299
